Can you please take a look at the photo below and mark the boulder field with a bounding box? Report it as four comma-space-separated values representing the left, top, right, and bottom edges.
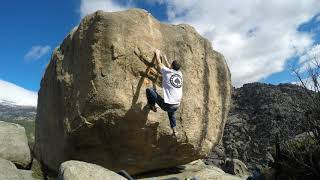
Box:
0, 121, 32, 168
34, 8, 232, 174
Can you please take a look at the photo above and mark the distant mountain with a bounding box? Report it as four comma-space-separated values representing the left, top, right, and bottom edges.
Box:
0, 80, 37, 107
0, 80, 37, 121
0, 103, 36, 121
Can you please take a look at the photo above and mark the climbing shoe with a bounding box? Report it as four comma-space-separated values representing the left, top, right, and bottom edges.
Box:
148, 104, 157, 112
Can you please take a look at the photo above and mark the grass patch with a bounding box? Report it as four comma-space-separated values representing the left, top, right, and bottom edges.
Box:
31, 160, 43, 179
31, 160, 57, 180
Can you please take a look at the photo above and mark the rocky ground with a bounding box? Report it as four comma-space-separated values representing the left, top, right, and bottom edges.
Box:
0, 121, 34, 180
0, 120, 244, 180
205, 82, 312, 172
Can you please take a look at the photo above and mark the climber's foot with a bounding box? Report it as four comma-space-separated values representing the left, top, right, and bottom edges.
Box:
172, 127, 178, 136
148, 104, 157, 112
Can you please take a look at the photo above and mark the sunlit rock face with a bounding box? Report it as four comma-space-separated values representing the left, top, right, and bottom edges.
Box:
34, 8, 231, 174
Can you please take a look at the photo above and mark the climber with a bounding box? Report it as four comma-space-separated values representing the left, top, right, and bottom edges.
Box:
146, 49, 183, 136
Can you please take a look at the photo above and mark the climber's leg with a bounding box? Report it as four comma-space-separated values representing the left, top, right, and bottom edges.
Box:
146, 88, 167, 112
167, 111, 176, 128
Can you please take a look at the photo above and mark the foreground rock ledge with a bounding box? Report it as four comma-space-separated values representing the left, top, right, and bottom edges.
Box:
0, 121, 32, 168
0, 158, 34, 180
34, 8, 231, 174
138, 160, 243, 180
59, 161, 126, 180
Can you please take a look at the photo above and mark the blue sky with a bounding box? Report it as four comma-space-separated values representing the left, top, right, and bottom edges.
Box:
0, 0, 320, 92
0, 0, 79, 91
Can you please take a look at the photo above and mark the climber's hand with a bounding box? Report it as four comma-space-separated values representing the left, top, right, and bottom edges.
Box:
154, 49, 161, 57
154, 49, 164, 69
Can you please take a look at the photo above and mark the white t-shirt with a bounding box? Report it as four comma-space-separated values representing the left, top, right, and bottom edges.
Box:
161, 66, 183, 104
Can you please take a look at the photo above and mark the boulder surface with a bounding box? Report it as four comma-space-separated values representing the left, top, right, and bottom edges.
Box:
58, 160, 126, 180
34, 8, 231, 174
138, 160, 243, 180
0, 158, 34, 180
0, 121, 32, 168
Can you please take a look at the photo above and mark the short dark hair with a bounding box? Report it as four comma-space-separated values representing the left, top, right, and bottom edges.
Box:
171, 60, 181, 71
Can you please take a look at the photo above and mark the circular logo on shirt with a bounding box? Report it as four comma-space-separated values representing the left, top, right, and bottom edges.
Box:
170, 74, 183, 88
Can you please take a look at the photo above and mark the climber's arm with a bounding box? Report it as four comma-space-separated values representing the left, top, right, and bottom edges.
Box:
161, 54, 171, 68
154, 49, 165, 69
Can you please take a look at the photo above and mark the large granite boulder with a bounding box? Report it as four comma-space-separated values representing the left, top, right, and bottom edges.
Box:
34, 8, 231, 174
58, 161, 126, 180
0, 121, 32, 168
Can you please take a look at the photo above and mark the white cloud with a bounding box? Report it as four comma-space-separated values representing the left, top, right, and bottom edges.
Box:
162, 0, 320, 87
24, 45, 51, 61
316, 15, 320, 22
80, 0, 130, 18
79, 0, 320, 87
0, 80, 37, 107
